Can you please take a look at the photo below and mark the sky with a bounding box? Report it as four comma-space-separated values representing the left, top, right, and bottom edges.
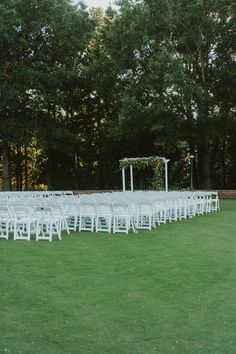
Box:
83, 0, 115, 9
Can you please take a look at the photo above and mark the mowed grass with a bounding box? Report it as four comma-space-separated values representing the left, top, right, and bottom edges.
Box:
1, 200, 236, 354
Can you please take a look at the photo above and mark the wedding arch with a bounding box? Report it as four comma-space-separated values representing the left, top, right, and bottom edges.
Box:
119, 156, 170, 192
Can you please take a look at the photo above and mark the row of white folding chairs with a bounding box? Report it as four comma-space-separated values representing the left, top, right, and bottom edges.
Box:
0, 190, 74, 201
78, 202, 136, 234
0, 203, 71, 241
128, 197, 194, 224
165, 191, 220, 213
78, 198, 165, 232
78, 193, 205, 223
171, 192, 220, 214
77, 194, 160, 232
5, 198, 131, 235
0, 191, 220, 239
98, 192, 218, 223
71, 191, 220, 233
40, 199, 152, 234
77, 198, 190, 233
106, 190, 220, 215
0, 199, 167, 239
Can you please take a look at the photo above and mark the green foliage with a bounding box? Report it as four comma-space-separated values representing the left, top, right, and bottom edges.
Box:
0, 0, 95, 190
120, 156, 164, 189
0, 0, 235, 190
94, 0, 236, 189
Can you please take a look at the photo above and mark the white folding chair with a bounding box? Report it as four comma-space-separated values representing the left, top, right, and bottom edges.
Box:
112, 202, 133, 234
211, 191, 220, 211
135, 201, 155, 230
48, 203, 70, 235
194, 195, 205, 216
187, 197, 197, 218
78, 203, 96, 232
154, 199, 168, 224
166, 199, 178, 222
203, 193, 212, 213
35, 206, 62, 242
0, 206, 12, 240
62, 202, 79, 232
11, 206, 36, 241
95, 202, 113, 233
178, 198, 188, 220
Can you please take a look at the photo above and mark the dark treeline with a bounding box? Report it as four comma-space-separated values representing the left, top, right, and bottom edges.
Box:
0, 0, 235, 191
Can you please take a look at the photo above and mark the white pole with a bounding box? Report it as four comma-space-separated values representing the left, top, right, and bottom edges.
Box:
130, 164, 134, 192
122, 167, 126, 192
164, 159, 170, 192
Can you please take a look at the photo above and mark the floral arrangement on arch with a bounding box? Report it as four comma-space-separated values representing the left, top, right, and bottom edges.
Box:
119, 156, 164, 190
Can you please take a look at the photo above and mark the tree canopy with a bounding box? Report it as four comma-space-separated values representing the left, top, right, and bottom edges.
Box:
0, 0, 235, 190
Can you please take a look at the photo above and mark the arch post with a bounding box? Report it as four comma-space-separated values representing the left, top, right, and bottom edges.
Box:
122, 167, 126, 192
130, 164, 134, 192
164, 159, 170, 192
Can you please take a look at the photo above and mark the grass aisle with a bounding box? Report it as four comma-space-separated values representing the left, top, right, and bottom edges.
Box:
1, 200, 236, 354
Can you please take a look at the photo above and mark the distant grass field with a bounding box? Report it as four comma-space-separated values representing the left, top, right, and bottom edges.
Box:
1, 200, 236, 354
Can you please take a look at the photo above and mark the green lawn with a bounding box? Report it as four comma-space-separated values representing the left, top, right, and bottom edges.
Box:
1, 200, 236, 354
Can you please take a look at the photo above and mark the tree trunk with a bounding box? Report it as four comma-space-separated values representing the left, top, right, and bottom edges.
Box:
197, 136, 211, 189
222, 139, 226, 188
24, 146, 28, 191
16, 146, 22, 191
2, 141, 11, 191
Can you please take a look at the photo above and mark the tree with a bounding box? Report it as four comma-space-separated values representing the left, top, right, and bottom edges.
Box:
95, 0, 236, 189
1, 0, 235, 191
0, 0, 94, 190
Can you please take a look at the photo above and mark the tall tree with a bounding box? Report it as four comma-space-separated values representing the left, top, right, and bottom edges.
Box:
0, 0, 94, 190
95, 0, 236, 189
